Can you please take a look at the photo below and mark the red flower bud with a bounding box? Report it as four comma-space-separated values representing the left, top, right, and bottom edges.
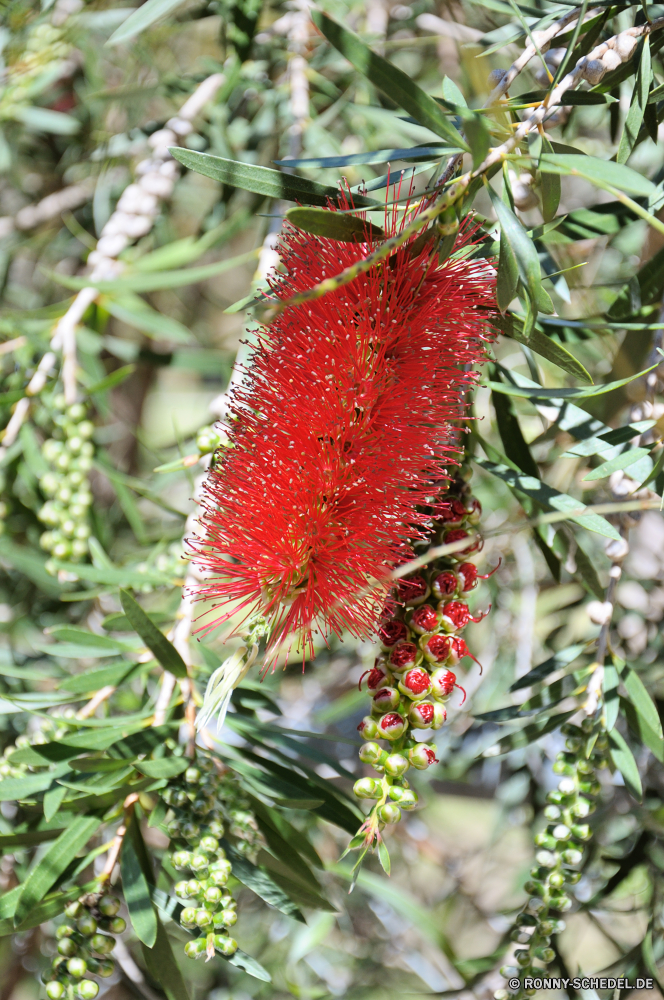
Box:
388, 641, 421, 671
408, 603, 439, 635
359, 662, 391, 691
432, 570, 458, 599
439, 599, 471, 631
430, 668, 457, 698
398, 667, 432, 700
456, 562, 478, 592
408, 700, 436, 729
420, 632, 453, 665
378, 619, 409, 649
441, 497, 467, 525
372, 686, 400, 714
397, 574, 429, 607
443, 527, 483, 556
408, 743, 439, 769
377, 712, 407, 740
448, 635, 483, 672
465, 497, 482, 524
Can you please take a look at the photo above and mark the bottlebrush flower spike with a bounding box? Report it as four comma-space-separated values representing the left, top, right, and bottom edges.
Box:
192, 194, 496, 663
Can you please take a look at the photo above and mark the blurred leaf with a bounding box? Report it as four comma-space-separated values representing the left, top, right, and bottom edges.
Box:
85, 364, 136, 396
574, 539, 605, 600
377, 840, 391, 876
170, 149, 377, 208
51, 560, 173, 587
59, 662, 139, 694
311, 11, 469, 150
473, 458, 620, 539
540, 135, 561, 223
617, 38, 651, 164
107, 0, 189, 44
619, 662, 663, 739
583, 446, 652, 481
258, 850, 335, 911
539, 154, 656, 197
0, 828, 65, 848
54, 250, 260, 294
141, 914, 190, 1000
496, 231, 518, 313
222, 839, 305, 922
608, 729, 643, 801
99, 294, 192, 343
509, 645, 586, 692
227, 950, 272, 982
0, 764, 71, 801
487, 363, 658, 400
0, 881, 98, 936
0, 537, 63, 597
43, 786, 67, 822
135, 757, 189, 779
481, 712, 575, 757
274, 145, 456, 168
250, 797, 323, 870
14, 106, 80, 134
14, 816, 100, 926
286, 207, 385, 242
121, 817, 158, 947
120, 590, 188, 679
621, 697, 664, 763
71, 756, 135, 772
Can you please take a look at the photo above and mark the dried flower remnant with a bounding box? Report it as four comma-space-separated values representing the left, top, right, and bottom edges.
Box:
192, 199, 496, 663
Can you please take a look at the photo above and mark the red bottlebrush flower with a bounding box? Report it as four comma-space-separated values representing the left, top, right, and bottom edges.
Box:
191, 196, 495, 662
399, 667, 432, 699
408, 604, 439, 635
448, 636, 484, 672
378, 619, 409, 649
456, 562, 478, 592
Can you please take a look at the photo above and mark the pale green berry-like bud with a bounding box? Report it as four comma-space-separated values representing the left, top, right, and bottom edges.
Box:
552, 824, 571, 841
395, 788, 418, 810
186, 879, 202, 896
90, 934, 114, 956
190, 854, 209, 872
174, 881, 189, 898
359, 742, 383, 765
354, 777, 382, 799
95, 960, 115, 978
181, 821, 200, 839
560, 848, 583, 866
548, 871, 565, 889
571, 823, 591, 840
195, 909, 213, 927
514, 950, 531, 967
208, 860, 231, 884
180, 907, 197, 927
107, 917, 126, 934
67, 958, 88, 978
185, 767, 201, 784
384, 753, 409, 777
214, 934, 238, 956
184, 939, 207, 959
56, 924, 75, 939
535, 851, 556, 868
77, 981, 99, 1000
46, 983, 66, 1000
198, 835, 219, 854
57, 938, 78, 957
208, 819, 225, 838
64, 902, 84, 919
217, 909, 237, 926
377, 802, 401, 824
204, 886, 223, 905
543, 805, 561, 821
499, 966, 520, 979
76, 915, 97, 937
172, 850, 192, 869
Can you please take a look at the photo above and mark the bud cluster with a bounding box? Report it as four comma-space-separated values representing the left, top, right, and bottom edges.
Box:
164, 756, 246, 960
0, 714, 71, 779
352, 474, 492, 844
37, 396, 94, 571
43, 892, 124, 1000
496, 719, 609, 999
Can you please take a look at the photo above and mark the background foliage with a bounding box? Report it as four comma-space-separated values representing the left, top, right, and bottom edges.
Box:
1, 0, 664, 998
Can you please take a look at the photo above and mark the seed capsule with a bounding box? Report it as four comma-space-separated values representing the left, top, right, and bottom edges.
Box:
384, 753, 409, 777
353, 777, 382, 799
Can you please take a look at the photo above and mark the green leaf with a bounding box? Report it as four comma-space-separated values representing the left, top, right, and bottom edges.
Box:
582, 447, 652, 481
539, 153, 656, 198
102, 610, 173, 632
0, 880, 98, 936
491, 383, 540, 479
170, 149, 377, 208
120, 590, 188, 679
621, 697, 664, 763
488, 188, 553, 314
496, 230, 519, 313
608, 729, 643, 802
54, 249, 260, 295
620, 663, 663, 739
0, 763, 71, 801
617, 38, 651, 164
574, 539, 604, 600
486, 363, 658, 400
86, 364, 136, 396
0, 537, 63, 598
473, 457, 620, 539
107, 0, 188, 44
481, 711, 575, 757
603, 660, 620, 731
221, 840, 305, 922
250, 798, 323, 870
258, 850, 335, 911
253, 816, 325, 897
141, 914, 190, 1000
285, 207, 385, 243
227, 950, 272, 982
0, 828, 66, 849
43, 785, 67, 822
13, 816, 100, 927
121, 818, 158, 947
509, 645, 586, 692
311, 11, 469, 151
378, 839, 391, 876
99, 293, 192, 343
275, 144, 457, 169
71, 756, 137, 772
14, 106, 80, 135
59, 662, 138, 695
135, 756, 189, 779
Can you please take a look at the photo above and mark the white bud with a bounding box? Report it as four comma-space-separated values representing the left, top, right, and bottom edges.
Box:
605, 537, 629, 561
116, 184, 143, 213
86, 250, 106, 268
558, 777, 575, 794
166, 117, 194, 136
135, 158, 159, 176
139, 172, 174, 198
122, 214, 154, 239
536, 850, 557, 867
586, 600, 613, 625
148, 128, 177, 150
512, 181, 539, 211
602, 49, 622, 73
159, 159, 179, 178
96, 234, 129, 258
581, 59, 606, 85
615, 33, 638, 61
101, 212, 134, 237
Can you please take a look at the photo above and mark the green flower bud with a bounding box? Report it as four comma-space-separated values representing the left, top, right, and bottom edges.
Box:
515, 913, 537, 926
97, 895, 120, 917
77, 981, 99, 1000
90, 934, 114, 955
195, 908, 213, 927
384, 753, 409, 777
215, 909, 237, 927
213, 935, 238, 956
107, 917, 126, 934
180, 907, 197, 927
198, 835, 219, 854
76, 915, 97, 936
548, 872, 565, 889
377, 802, 401, 824
57, 938, 78, 957
66, 958, 88, 978
46, 984, 66, 1000
204, 886, 223, 905
171, 850, 192, 869
184, 878, 201, 896
208, 860, 231, 884
396, 788, 418, 810
560, 848, 583, 865
181, 821, 200, 840
533, 947, 555, 963
55, 924, 75, 939
207, 819, 225, 838
185, 767, 201, 784
96, 960, 115, 978
514, 950, 531, 967
551, 824, 571, 841
184, 939, 207, 959
543, 805, 561, 821
358, 716, 379, 740
64, 901, 84, 919
354, 777, 382, 799
190, 854, 210, 872
358, 742, 383, 765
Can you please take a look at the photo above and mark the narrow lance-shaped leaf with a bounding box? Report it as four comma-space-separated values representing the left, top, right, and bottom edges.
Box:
107, 0, 189, 45
140, 914, 190, 1000
14, 816, 101, 927
488, 187, 553, 315
311, 11, 469, 151
120, 590, 188, 679
121, 817, 158, 947
617, 38, 651, 165
286, 207, 385, 243
608, 729, 643, 802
